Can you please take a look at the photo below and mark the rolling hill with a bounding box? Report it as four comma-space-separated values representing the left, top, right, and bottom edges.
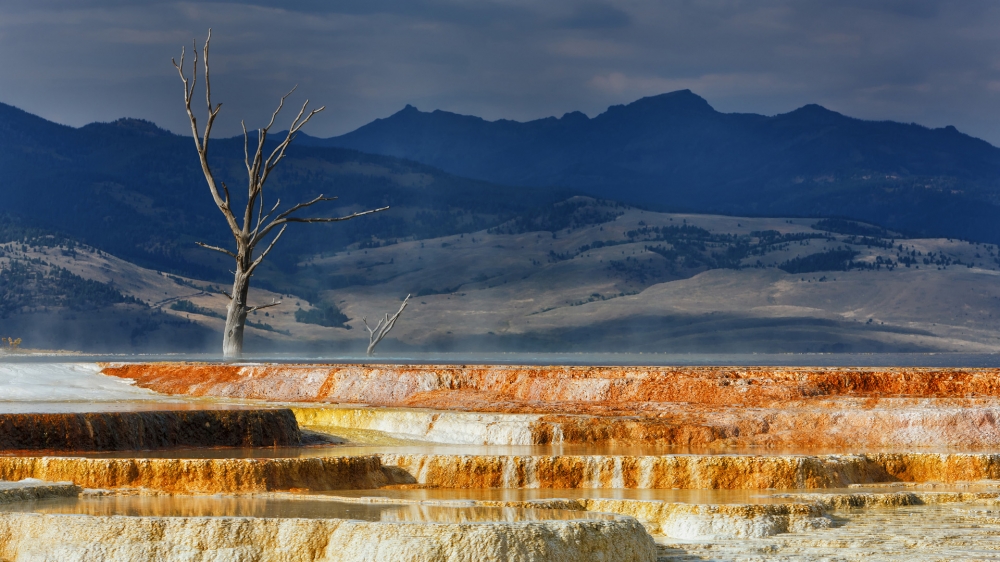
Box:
4, 199, 1000, 354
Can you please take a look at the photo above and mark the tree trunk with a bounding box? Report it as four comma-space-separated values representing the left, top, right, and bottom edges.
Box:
222, 270, 250, 359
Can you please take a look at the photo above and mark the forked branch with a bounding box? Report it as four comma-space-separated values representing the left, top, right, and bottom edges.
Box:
172, 29, 238, 235
362, 295, 411, 356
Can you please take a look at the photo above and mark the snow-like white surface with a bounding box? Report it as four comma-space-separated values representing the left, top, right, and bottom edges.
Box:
0, 363, 167, 402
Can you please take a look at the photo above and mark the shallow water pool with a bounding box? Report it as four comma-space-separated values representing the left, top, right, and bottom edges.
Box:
0, 495, 616, 523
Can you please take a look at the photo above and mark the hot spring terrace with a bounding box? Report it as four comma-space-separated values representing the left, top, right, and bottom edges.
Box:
2, 362, 1000, 560
102, 362, 1000, 451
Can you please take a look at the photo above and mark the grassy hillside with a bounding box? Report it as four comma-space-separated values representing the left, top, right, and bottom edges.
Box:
6, 199, 999, 354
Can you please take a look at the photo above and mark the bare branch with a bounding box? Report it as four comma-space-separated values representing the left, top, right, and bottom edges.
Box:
254, 199, 281, 240
361, 315, 385, 338
260, 102, 324, 185
264, 86, 297, 133
365, 295, 410, 356
248, 224, 287, 275
248, 298, 282, 313
253, 200, 388, 247
241, 87, 298, 199
195, 241, 236, 258
201, 30, 222, 150
283, 206, 388, 224
203, 29, 213, 113
219, 289, 233, 300
241, 120, 251, 174
250, 194, 335, 244
191, 39, 197, 103
171, 46, 199, 152
252, 184, 267, 238
262, 198, 282, 223
170, 49, 193, 111
277, 194, 336, 220
172, 30, 240, 236
250, 127, 266, 186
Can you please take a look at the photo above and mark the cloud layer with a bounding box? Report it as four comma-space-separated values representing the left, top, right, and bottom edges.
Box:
3, 0, 1000, 143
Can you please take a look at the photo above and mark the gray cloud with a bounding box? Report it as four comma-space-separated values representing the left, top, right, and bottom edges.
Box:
3, 0, 1000, 145
555, 3, 631, 29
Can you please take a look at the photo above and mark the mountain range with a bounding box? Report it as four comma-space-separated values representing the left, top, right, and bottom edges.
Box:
314, 90, 1000, 245
5, 89, 1000, 276
0, 101, 568, 283
4, 91, 1000, 353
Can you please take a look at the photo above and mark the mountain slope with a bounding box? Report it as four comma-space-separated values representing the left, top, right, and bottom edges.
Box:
317, 90, 1000, 244
0, 102, 571, 283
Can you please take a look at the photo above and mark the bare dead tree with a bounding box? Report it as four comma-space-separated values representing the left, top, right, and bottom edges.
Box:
363, 294, 410, 356
173, 30, 387, 358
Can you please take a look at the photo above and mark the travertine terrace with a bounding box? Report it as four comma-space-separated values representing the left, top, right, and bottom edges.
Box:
106, 363, 1000, 450
0, 511, 654, 562
4, 362, 1000, 560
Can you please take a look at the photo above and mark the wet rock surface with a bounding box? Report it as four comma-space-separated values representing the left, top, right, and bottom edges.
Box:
0, 479, 80, 504
0, 409, 302, 451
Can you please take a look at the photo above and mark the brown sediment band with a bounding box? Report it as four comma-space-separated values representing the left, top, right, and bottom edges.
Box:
0, 456, 386, 493
0, 409, 301, 451
101, 363, 1000, 407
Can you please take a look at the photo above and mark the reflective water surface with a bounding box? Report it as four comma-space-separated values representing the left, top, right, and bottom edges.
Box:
326, 481, 1000, 505
0, 495, 615, 522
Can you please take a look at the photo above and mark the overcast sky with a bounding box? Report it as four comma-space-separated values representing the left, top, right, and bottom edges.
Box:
4, 0, 1000, 144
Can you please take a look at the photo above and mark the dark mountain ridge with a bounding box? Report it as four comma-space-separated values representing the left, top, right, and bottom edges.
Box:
314, 90, 1000, 244
0, 102, 570, 283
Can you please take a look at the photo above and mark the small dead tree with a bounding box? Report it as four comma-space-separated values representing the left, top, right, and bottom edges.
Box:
363, 295, 410, 356
173, 31, 387, 358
